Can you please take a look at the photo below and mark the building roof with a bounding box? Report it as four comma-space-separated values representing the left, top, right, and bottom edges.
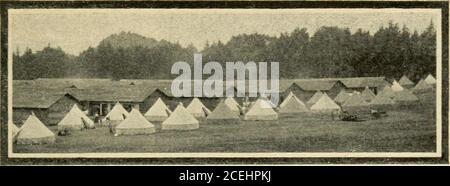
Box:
13, 77, 389, 102
34, 78, 113, 89
294, 80, 340, 91
13, 89, 75, 109
68, 85, 156, 102
281, 77, 388, 92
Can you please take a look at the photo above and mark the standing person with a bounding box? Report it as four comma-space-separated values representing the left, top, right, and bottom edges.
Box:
94, 112, 100, 125
331, 110, 335, 121
107, 118, 114, 134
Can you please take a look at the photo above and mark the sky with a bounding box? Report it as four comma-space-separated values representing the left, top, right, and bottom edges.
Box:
9, 9, 441, 55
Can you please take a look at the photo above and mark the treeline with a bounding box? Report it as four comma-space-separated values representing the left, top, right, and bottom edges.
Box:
13, 21, 436, 82
13, 32, 197, 80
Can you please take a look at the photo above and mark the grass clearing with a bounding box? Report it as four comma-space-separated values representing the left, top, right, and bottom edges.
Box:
14, 103, 436, 153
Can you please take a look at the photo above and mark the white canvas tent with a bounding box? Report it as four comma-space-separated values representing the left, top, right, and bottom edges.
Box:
334, 89, 351, 104
115, 109, 155, 135
370, 93, 396, 106
279, 92, 309, 113
11, 123, 20, 143
378, 86, 396, 99
58, 104, 95, 131
306, 91, 324, 107
342, 93, 369, 108
224, 97, 240, 114
360, 87, 376, 103
393, 90, 419, 102
424, 74, 436, 84
413, 79, 433, 91
144, 98, 172, 122
207, 100, 240, 124
102, 102, 130, 126
16, 114, 55, 145
391, 80, 404, 92
186, 98, 211, 118
398, 75, 414, 87
162, 103, 199, 130
309, 93, 341, 112
244, 98, 278, 121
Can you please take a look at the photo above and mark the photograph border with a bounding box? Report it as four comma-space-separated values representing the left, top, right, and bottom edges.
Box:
0, 1, 448, 165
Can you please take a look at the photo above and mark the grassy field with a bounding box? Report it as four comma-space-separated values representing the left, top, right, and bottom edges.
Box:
14, 103, 436, 153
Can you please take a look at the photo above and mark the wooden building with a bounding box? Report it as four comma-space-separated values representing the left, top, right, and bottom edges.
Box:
13, 91, 80, 126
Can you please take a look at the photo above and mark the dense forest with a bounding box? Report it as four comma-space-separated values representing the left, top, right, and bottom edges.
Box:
13, 21, 436, 82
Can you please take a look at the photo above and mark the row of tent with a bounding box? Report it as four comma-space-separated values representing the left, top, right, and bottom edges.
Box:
8, 89, 365, 145
11, 75, 436, 145
397, 74, 436, 89
335, 74, 436, 108
10, 97, 272, 144
279, 74, 436, 113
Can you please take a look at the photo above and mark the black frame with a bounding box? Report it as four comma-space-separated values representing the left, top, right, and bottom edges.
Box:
0, 1, 448, 165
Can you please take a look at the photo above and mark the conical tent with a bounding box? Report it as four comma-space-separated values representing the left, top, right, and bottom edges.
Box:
104, 102, 129, 120
342, 94, 369, 108
424, 74, 436, 84
360, 87, 376, 102
16, 114, 55, 145
207, 100, 240, 123
102, 102, 130, 126
58, 104, 95, 131
162, 103, 199, 130
11, 123, 20, 142
279, 92, 309, 113
394, 90, 419, 102
280, 92, 295, 107
413, 79, 433, 91
224, 97, 240, 114
310, 93, 341, 112
399, 75, 414, 86
244, 98, 278, 120
306, 91, 324, 106
334, 89, 351, 104
186, 98, 211, 118
391, 80, 404, 92
378, 86, 396, 99
144, 98, 172, 122
115, 109, 155, 135
370, 93, 396, 106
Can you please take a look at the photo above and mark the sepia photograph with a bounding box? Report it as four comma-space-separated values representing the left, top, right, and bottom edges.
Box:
0, 1, 447, 165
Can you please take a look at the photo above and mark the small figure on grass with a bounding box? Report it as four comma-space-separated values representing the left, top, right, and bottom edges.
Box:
370, 109, 388, 119
58, 128, 70, 136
